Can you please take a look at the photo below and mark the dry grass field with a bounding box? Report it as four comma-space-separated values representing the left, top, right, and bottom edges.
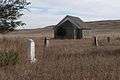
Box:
0, 37, 44, 80
1, 30, 120, 80
43, 39, 120, 80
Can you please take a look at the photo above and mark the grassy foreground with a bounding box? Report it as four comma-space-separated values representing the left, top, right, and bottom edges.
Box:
0, 38, 120, 80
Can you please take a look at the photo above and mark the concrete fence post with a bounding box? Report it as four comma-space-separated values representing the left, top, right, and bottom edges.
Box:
73, 29, 77, 39
28, 39, 36, 63
107, 37, 110, 43
93, 37, 98, 46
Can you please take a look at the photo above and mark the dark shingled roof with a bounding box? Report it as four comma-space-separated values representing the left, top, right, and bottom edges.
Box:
56, 15, 86, 29
67, 15, 84, 28
55, 15, 120, 30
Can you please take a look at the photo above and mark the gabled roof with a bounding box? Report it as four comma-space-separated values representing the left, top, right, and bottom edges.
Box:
55, 15, 86, 29
55, 15, 120, 30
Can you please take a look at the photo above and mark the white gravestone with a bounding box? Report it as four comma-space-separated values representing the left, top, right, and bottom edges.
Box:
28, 39, 36, 63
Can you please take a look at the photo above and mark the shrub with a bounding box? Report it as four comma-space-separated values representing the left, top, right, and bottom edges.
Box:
0, 51, 19, 67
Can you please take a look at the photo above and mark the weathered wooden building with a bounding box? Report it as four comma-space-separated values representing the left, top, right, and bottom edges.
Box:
54, 15, 89, 39
54, 15, 120, 39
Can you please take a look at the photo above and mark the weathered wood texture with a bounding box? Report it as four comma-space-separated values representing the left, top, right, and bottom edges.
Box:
55, 20, 83, 39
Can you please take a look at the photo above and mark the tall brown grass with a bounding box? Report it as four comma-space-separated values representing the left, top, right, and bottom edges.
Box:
0, 37, 44, 80
42, 39, 120, 80
0, 37, 120, 80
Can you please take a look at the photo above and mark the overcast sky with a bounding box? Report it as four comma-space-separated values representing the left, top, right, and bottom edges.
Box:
20, 0, 120, 29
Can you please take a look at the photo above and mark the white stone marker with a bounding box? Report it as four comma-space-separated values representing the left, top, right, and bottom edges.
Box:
28, 39, 36, 63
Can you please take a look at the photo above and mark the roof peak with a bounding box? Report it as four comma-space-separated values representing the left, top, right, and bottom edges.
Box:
66, 15, 79, 18
55, 15, 85, 29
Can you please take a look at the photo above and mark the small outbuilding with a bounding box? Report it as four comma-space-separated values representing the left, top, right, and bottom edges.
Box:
54, 15, 88, 39
54, 15, 120, 39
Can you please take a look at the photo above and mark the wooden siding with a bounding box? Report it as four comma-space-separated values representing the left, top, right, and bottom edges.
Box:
55, 20, 83, 39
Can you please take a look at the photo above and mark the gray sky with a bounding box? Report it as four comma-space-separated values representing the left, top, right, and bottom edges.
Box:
20, 0, 120, 29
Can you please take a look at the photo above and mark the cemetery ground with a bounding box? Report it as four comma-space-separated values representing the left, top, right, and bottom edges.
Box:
1, 35, 120, 79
